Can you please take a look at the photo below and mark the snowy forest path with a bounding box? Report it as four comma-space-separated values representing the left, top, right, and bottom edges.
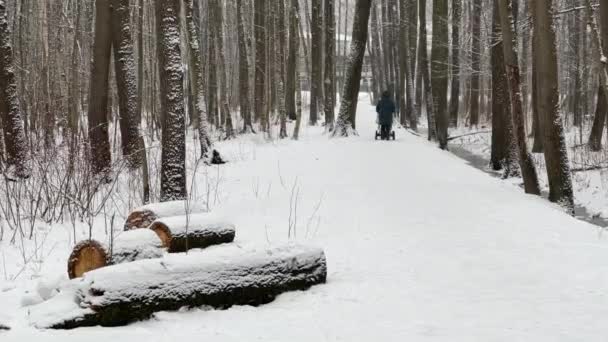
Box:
3, 97, 608, 340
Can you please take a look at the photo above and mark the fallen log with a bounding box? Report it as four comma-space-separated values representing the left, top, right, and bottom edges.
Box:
149, 214, 236, 252
123, 200, 207, 230
67, 229, 165, 279
45, 244, 327, 328
0, 323, 9, 330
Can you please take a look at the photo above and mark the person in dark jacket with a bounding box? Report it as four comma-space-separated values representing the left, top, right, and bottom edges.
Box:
376, 90, 396, 140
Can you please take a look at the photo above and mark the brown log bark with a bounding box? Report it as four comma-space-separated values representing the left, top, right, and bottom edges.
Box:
149, 214, 235, 252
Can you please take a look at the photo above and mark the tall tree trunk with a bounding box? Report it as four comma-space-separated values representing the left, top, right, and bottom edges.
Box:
184, 0, 211, 157
156, 0, 187, 201
588, 84, 607, 151
370, 4, 384, 102
449, 0, 461, 127
470, 0, 481, 127
111, 0, 143, 169
531, 24, 543, 153
333, 0, 373, 137
285, 0, 300, 122
399, 0, 415, 130
237, 0, 253, 133
210, 0, 234, 139
0, 0, 28, 178
254, 0, 267, 131
491, 0, 518, 177
531, 0, 574, 213
206, 11, 218, 128
431, 0, 449, 149
418, 0, 435, 140
310, 0, 323, 125
275, 0, 288, 138
88, 0, 113, 176
324, 0, 336, 131
497, 0, 540, 195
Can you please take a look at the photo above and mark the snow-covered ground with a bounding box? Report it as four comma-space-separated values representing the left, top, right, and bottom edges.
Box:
3, 95, 608, 340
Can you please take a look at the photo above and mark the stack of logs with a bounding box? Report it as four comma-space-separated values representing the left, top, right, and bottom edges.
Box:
68, 201, 236, 279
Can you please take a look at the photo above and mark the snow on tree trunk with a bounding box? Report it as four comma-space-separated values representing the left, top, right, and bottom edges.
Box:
39, 244, 327, 329
111, 0, 143, 169
184, 0, 211, 158
156, 0, 187, 202
531, 0, 574, 213
88, 0, 113, 177
333, 0, 373, 137
497, 0, 541, 194
0, 0, 28, 179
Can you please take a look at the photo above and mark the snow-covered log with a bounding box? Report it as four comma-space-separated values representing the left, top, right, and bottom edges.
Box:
47, 244, 327, 328
67, 230, 165, 279
149, 213, 235, 252
0, 323, 9, 330
123, 200, 207, 230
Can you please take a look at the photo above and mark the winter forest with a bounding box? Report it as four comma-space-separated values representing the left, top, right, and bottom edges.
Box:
1, 0, 608, 339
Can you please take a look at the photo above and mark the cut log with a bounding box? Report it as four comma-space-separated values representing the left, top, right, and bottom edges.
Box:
45, 244, 327, 328
149, 213, 236, 252
67, 230, 165, 279
67, 240, 107, 279
123, 200, 207, 230
0, 323, 9, 330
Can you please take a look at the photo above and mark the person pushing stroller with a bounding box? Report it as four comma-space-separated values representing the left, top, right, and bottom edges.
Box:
375, 90, 396, 140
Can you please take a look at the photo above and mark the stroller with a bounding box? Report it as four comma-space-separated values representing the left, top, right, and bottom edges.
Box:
374, 116, 396, 140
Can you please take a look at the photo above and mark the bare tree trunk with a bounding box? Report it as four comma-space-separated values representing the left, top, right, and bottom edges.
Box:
588, 84, 607, 151
333, 0, 373, 137
324, 0, 336, 131
310, 0, 323, 125
254, 0, 267, 131
399, 0, 415, 130
156, 0, 187, 201
111, 0, 143, 169
285, 0, 300, 122
531, 0, 574, 212
237, 0, 253, 133
275, 0, 288, 138
184, 0, 211, 157
432, 0, 449, 149
470, 0, 481, 127
449, 0, 461, 127
418, 0, 435, 140
0, 0, 28, 178
210, 0, 234, 139
88, 0, 112, 176
497, 0, 540, 195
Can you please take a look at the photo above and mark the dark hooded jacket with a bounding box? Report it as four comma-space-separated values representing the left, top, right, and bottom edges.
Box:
376, 93, 396, 125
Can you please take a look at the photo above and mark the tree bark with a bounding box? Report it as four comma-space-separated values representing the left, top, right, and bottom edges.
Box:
333, 0, 373, 137
285, 0, 300, 122
111, 0, 143, 169
254, 0, 267, 131
431, 0, 449, 149
470, 0, 481, 127
237, 0, 253, 133
88, 0, 112, 176
497, 0, 541, 195
588, 84, 607, 151
418, 0, 435, 140
50, 245, 327, 329
156, 0, 187, 202
531, 0, 574, 212
399, 0, 415, 130
449, 0, 461, 127
324, 0, 336, 131
184, 0, 211, 157
310, 0, 323, 125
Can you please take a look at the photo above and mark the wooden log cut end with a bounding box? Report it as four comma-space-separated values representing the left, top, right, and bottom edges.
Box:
67, 240, 108, 279
148, 222, 173, 248
124, 210, 157, 231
